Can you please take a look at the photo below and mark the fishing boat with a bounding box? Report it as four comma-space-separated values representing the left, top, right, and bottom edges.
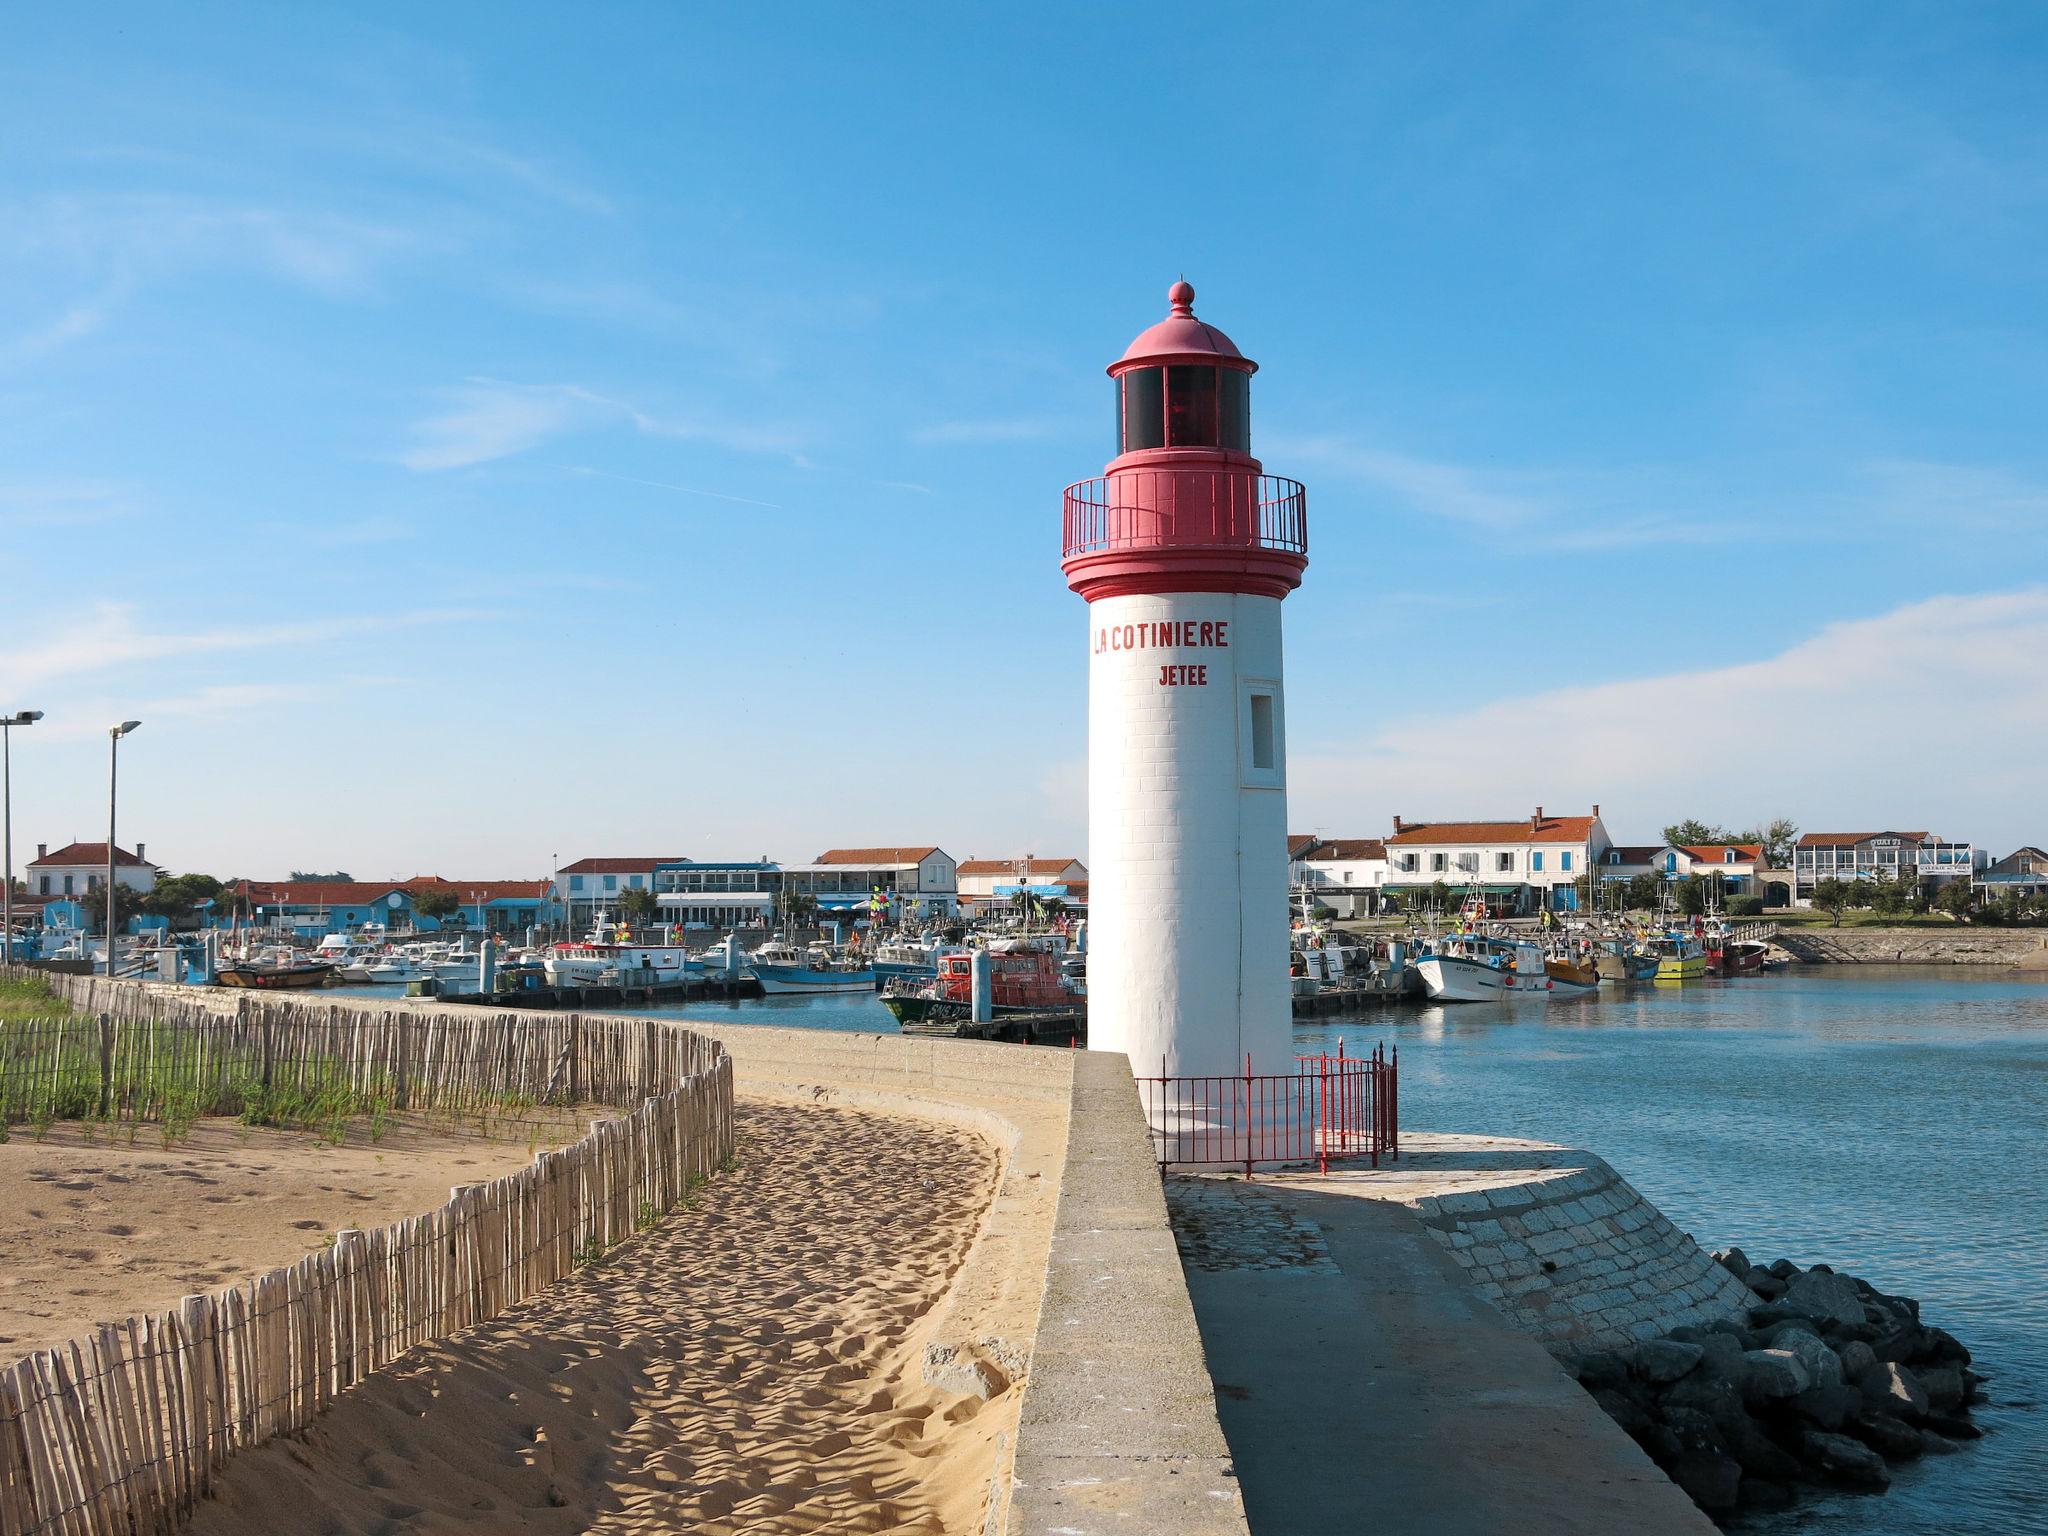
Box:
544, 915, 705, 986
749, 939, 876, 994
1415, 935, 1552, 1003
880, 938, 1078, 1024
870, 934, 955, 985
1718, 938, 1771, 975
1594, 937, 1659, 983
216, 959, 332, 990
1545, 953, 1601, 996
1649, 932, 1709, 981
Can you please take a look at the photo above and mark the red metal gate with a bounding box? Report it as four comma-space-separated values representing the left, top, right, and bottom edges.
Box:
1135, 1041, 1397, 1175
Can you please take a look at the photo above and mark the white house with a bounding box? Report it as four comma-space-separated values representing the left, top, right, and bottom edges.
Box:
1382, 807, 1613, 915
1289, 837, 1389, 917
956, 857, 1087, 916
781, 847, 959, 920
555, 855, 681, 931
29, 842, 160, 899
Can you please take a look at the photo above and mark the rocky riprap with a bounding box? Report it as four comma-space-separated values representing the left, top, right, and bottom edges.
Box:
1567, 1248, 1986, 1520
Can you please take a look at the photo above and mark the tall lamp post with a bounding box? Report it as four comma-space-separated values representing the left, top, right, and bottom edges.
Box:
106, 721, 141, 976
3, 710, 44, 965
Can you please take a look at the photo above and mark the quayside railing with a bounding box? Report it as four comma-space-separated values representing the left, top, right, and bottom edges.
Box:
1135, 1042, 1397, 1176
0, 970, 735, 1536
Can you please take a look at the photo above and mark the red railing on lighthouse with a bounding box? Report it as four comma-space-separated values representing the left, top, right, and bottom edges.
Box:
1062, 469, 1308, 561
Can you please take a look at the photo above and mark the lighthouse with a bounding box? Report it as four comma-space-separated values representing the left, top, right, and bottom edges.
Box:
1062, 280, 1308, 1083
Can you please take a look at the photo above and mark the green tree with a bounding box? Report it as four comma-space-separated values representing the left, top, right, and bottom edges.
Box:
1662, 819, 1729, 848
1935, 879, 1977, 920
1811, 878, 1851, 927
410, 887, 461, 925
1623, 872, 1664, 912
142, 873, 223, 928
79, 884, 144, 935
618, 886, 658, 923
1424, 880, 1453, 913
1741, 818, 1801, 869
775, 889, 818, 928
1675, 875, 1708, 916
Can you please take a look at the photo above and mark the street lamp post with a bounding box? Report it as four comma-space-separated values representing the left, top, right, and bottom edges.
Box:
106, 721, 141, 976
2, 710, 44, 965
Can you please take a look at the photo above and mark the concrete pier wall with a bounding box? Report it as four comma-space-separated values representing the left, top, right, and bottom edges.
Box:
1775, 927, 2048, 965
1348, 1135, 1752, 1355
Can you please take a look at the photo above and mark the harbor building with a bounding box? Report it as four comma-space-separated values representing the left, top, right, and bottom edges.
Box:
555, 855, 680, 932
1062, 279, 1305, 1082
1289, 836, 1389, 917
1597, 844, 1662, 885
956, 857, 1088, 918
1790, 830, 1987, 901
779, 847, 959, 920
1978, 846, 2048, 901
1653, 843, 1765, 895
227, 878, 553, 937
1383, 808, 1613, 915
652, 859, 780, 929
28, 841, 160, 898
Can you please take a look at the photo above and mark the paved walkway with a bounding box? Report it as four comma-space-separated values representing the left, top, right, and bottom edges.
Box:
1167, 1175, 1717, 1535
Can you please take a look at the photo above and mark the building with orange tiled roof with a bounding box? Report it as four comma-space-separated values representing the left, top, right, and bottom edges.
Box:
956, 857, 1089, 917
1288, 836, 1390, 917
781, 847, 958, 920
227, 877, 557, 937
28, 841, 161, 898
1381, 807, 1613, 916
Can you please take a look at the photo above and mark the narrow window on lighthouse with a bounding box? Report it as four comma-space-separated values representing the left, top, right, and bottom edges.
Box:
1242, 681, 1283, 788
1120, 368, 1164, 452
1250, 693, 1276, 770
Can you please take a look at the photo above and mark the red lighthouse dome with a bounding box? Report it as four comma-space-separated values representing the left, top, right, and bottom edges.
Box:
1062, 280, 1307, 602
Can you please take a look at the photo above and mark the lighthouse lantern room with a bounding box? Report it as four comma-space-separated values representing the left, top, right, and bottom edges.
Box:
1062, 280, 1308, 1085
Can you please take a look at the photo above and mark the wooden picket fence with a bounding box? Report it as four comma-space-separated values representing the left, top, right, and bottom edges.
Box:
0, 972, 734, 1536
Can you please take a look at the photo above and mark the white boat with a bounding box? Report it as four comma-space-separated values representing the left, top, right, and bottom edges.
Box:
1416, 935, 1553, 1003
870, 935, 962, 985
748, 939, 876, 994
363, 954, 433, 985
544, 917, 704, 986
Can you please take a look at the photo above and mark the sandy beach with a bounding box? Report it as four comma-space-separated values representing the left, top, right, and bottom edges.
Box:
0, 1114, 581, 1357
178, 1096, 1004, 1535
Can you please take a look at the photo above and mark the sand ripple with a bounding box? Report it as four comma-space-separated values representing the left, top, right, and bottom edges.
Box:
185, 1099, 1003, 1534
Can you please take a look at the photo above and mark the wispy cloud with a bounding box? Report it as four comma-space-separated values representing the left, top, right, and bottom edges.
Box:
400, 379, 807, 471
1292, 588, 2048, 845
4, 193, 427, 299
909, 417, 1075, 446
0, 605, 495, 693
0, 480, 135, 530
1862, 459, 2048, 533
564, 465, 782, 510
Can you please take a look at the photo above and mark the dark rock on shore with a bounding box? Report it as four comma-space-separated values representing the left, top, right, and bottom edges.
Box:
1569, 1252, 1985, 1525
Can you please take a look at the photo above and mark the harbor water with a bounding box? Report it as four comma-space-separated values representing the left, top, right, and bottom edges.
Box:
1296, 967, 2046, 1536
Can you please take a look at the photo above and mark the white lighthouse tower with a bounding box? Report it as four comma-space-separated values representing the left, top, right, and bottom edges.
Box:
1062, 280, 1308, 1082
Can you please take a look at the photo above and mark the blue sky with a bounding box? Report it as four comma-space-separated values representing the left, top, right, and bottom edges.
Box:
5, 3, 2046, 879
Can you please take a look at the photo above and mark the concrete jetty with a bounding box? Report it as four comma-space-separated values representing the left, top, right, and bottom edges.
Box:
1166, 1134, 1735, 1534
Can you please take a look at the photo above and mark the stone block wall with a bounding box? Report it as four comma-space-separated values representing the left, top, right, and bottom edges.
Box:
1411, 1158, 1751, 1354
1773, 927, 2047, 965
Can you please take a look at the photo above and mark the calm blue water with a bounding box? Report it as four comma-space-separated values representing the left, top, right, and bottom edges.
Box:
1296, 969, 2047, 1536
340, 972, 2044, 1532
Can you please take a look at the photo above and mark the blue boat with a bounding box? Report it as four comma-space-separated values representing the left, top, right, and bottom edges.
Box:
748, 938, 876, 994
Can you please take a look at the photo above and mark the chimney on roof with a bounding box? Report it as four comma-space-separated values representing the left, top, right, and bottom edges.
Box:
1391, 816, 1403, 833
1534, 806, 1544, 825
36, 843, 46, 860
1592, 804, 1601, 820
135, 843, 145, 863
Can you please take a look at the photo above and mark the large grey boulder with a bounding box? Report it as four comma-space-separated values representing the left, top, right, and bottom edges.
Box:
1836, 1339, 1877, 1381
1745, 1270, 1788, 1300
1769, 1326, 1844, 1390
1856, 1361, 1929, 1419
1697, 1331, 1746, 1380
1665, 1369, 1748, 1430
1801, 1430, 1891, 1488
1794, 1383, 1866, 1431
1849, 1410, 1925, 1460
1725, 1416, 1804, 1481
1574, 1350, 1631, 1390
1636, 1338, 1704, 1384
1778, 1270, 1867, 1327
1919, 1363, 1966, 1409
1714, 1246, 1750, 1278
1739, 1348, 1810, 1401
1668, 1451, 1742, 1514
